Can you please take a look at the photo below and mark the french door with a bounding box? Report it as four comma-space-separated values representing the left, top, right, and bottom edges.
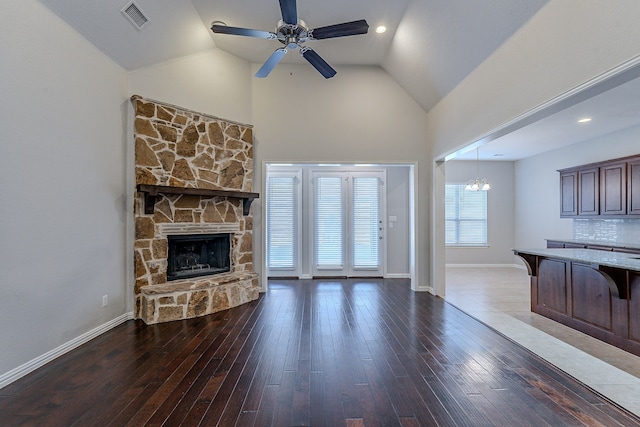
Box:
311, 170, 384, 277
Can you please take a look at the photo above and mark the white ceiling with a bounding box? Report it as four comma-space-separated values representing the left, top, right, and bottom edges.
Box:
39, 0, 640, 163
37, 0, 548, 113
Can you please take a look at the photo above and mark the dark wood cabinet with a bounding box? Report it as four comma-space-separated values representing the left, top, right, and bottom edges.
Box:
628, 158, 640, 215
559, 171, 578, 217
558, 154, 640, 217
578, 167, 599, 216
517, 249, 640, 357
600, 161, 627, 215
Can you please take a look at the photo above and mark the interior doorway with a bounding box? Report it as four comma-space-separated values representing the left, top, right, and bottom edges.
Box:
264, 163, 412, 280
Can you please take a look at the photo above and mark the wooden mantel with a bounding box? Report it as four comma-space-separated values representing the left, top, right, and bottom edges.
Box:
137, 184, 259, 216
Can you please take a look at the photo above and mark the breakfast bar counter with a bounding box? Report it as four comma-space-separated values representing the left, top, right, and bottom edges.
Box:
513, 247, 640, 357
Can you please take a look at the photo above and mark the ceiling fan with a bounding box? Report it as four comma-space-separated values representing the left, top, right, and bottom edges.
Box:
211, 0, 369, 79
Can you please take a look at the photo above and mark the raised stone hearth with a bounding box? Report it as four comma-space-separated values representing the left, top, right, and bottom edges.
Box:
140, 271, 259, 324
132, 95, 260, 324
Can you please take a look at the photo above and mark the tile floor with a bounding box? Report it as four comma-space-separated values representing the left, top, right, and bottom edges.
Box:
445, 266, 640, 416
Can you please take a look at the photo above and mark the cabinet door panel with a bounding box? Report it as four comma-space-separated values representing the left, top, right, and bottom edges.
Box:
630, 273, 640, 343
629, 158, 640, 215
600, 161, 626, 215
537, 259, 568, 314
571, 263, 613, 331
560, 171, 578, 217
578, 167, 599, 216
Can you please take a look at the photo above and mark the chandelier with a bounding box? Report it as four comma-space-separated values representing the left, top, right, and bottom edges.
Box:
465, 148, 490, 191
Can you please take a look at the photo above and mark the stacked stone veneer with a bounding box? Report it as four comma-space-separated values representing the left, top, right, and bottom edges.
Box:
132, 95, 259, 325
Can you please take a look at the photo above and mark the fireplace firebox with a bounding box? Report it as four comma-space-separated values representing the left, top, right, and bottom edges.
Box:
167, 234, 231, 281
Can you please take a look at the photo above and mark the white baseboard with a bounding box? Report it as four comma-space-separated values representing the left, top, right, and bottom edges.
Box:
445, 263, 522, 269
384, 273, 411, 279
0, 312, 134, 389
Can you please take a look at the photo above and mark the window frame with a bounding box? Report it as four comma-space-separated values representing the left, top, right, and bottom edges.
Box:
445, 183, 488, 247
266, 169, 302, 275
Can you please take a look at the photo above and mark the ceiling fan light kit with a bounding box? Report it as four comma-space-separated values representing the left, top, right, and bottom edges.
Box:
211, 0, 369, 79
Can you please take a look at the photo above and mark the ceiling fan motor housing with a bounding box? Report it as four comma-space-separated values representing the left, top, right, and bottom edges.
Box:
276, 19, 308, 49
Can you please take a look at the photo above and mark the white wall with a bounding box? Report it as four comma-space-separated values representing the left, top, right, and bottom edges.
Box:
514, 125, 640, 251
429, 0, 640, 296
445, 161, 515, 265
0, 0, 128, 377
252, 64, 429, 289
128, 48, 253, 125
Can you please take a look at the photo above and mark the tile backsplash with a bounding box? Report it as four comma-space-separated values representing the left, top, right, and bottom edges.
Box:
574, 219, 640, 244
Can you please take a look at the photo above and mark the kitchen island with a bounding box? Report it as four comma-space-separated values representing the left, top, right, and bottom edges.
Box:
513, 247, 640, 357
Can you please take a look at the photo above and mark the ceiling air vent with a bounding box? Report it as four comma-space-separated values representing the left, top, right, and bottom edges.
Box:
122, 1, 149, 30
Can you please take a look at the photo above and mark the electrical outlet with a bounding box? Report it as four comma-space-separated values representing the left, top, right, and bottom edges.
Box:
102, 295, 108, 307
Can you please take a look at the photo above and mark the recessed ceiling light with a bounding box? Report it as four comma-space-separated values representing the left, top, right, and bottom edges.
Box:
375, 26, 387, 34
578, 117, 592, 123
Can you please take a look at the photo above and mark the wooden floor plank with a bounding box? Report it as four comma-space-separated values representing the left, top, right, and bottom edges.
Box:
0, 278, 638, 427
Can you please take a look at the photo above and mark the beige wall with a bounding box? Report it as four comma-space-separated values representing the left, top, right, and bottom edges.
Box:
1, 0, 128, 378
128, 49, 253, 126
429, 0, 640, 160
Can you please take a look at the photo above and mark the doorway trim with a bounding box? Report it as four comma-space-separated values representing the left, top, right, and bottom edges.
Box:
261, 161, 416, 290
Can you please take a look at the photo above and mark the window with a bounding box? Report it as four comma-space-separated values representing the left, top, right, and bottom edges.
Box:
445, 184, 487, 246
314, 175, 344, 269
352, 176, 380, 269
266, 171, 300, 271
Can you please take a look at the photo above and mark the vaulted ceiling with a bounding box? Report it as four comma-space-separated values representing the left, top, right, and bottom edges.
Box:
37, 0, 549, 113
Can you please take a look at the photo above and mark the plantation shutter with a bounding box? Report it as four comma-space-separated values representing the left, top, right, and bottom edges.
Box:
352, 176, 380, 268
315, 176, 344, 268
445, 184, 487, 246
267, 174, 298, 269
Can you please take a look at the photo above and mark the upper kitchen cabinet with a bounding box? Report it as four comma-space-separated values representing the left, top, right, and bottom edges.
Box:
559, 170, 578, 217
629, 157, 640, 215
600, 161, 627, 216
578, 167, 599, 216
558, 154, 640, 217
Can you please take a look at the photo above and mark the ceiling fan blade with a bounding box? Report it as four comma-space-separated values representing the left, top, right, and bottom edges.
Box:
279, 0, 298, 25
211, 24, 276, 40
255, 48, 288, 78
301, 48, 336, 79
310, 19, 369, 40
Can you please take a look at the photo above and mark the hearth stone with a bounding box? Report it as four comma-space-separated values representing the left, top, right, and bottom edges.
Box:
139, 271, 259, 325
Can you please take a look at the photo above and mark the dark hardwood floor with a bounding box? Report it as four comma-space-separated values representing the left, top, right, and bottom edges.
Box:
1, 278, 639, 426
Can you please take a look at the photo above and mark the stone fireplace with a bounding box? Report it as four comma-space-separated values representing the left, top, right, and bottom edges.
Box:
132, 95, 260, 324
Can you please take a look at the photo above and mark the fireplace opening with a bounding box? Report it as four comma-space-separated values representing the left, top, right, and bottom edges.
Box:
167, 234, 231, 281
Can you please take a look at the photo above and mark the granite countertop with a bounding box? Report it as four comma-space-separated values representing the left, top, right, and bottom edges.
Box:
545, 239, 640, 251
513, 248, 640, 272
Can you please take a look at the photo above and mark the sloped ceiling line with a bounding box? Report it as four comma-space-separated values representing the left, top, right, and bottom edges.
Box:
37, 0, 549, 113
